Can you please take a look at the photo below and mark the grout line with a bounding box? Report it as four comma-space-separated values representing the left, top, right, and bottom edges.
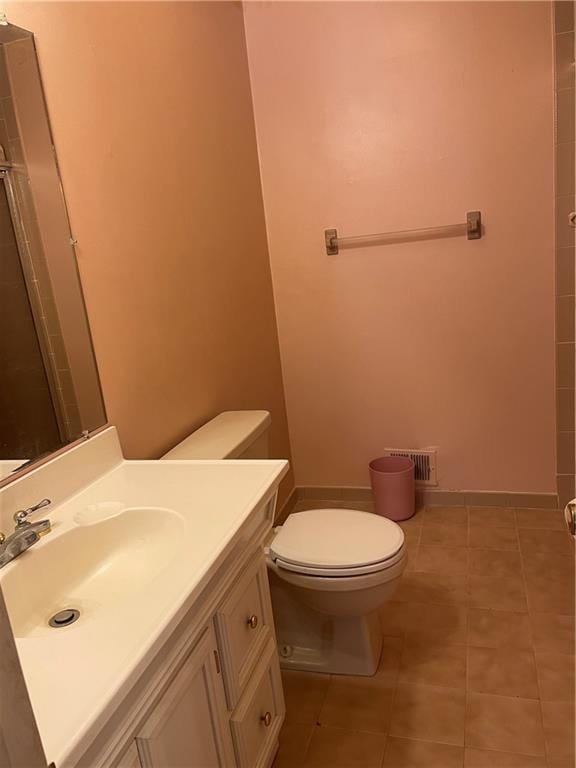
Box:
516, 517, 549, 763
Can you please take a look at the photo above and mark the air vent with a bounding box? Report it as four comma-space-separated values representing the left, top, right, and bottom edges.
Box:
382, 447, 437, 486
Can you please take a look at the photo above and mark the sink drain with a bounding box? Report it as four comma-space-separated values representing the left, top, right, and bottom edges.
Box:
48, 609, 80, 628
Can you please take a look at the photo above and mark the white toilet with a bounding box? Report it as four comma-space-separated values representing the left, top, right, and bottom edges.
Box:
163, 410, 407, 676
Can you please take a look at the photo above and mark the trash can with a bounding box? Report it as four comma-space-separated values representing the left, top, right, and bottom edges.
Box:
369, 456, 415, 521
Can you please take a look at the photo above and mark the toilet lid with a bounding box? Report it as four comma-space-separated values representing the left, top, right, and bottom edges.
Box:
270, 508, 404, 571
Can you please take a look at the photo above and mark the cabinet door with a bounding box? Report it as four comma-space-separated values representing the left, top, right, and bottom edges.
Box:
136, 627, 235, 768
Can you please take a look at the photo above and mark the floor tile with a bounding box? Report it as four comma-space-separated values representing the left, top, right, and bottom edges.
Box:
518, 528, 574, 556
399, 640, 467, 689
465, 692, 545, 756
415, 545, 468, 575
467, 609, 532, 650
468, 550, 527, 612
304, 725, 386, 767
529, 612, 575, 655
424, 506, 468, 526
383, 737, 464, 768
390, 683, 466, 745
401, 524, 422, 546
523, 553, 575, 615
469, 507, 516, 528
541, 700, 575, 758
282, 670, 330, 724
395, 571, 468, 606
374, 636, 403, 682
380, 601, 409, 637
515, 508, 565, 530
399, 523, 422, 543
535, 652, 575, 701
421, 524, 468, 547
319, 676, 395, 733
468, 523, 519, 551
399, 509, 425, 528
467, 647, 539, 698
380, 601, 467, 644
464, 747, 546, 767
403, 542, 419, 573
547, 758, 576, 768
273, 723, 314, 768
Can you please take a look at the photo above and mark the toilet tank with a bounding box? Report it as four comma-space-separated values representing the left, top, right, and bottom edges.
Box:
161, 411, 271, 460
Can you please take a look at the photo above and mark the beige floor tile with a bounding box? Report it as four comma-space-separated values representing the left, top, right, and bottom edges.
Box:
467, 647, 539, 698
467, 609, 532, 650
535, 652, 575, 701
464, 747, 546, 767
395, 571, 469, 606
375, 636, 404, 681
468, 550, 527, 612
319, 676, 395, 734
399, 509, 425, 528
469, 507, 516, 528
282, 670, 331, 724
403, 542, 420, 573
415, 545, 468, 575
380, 601, 409, 637
468, 523, 519, 551
465, 692, 545, 756
421, 524, 468, 547
523, 553, 575, 615
399, 640, 466, 689
425, 506, 468, 526
390, 683, 466, 745
383, 737, 464, 768
541, 700, 575, 758
381, 601, 467, 644
547, 758, 576, 768
515, 509, 565, 530
529, 613, 575, 655
401, 524, 422, 545
304, 726, 386, 768
399, 523, 422, 543
518, 529, 574, 556
273, 723, 314, 768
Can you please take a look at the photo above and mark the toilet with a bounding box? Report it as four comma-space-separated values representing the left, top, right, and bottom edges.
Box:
163, 410, 407, 676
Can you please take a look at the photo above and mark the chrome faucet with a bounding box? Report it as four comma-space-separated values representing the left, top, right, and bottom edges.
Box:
0, 498, 52, 569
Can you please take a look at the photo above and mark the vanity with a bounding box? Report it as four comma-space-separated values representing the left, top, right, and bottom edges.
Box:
0, 428, 289, 768
0, 17, 289, 768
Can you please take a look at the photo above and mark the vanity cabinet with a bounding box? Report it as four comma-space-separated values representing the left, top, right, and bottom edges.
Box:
96, 539, 284, 768
135, 626, 235, 768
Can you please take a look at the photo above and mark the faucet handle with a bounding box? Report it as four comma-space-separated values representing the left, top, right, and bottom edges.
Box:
14, 498, 51, 527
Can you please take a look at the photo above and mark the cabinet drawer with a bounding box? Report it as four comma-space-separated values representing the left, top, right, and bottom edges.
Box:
215, 554, 274, 707
230, 640, 285, 768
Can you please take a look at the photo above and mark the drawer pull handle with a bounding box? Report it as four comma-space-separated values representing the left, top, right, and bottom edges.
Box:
247, 614, 259, 629
261, 711, 272, 727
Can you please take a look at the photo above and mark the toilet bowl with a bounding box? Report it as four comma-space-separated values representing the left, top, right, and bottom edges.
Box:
266, 508, 406, 676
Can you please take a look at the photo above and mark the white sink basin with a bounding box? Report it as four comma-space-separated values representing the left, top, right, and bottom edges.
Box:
2, 506, 184, 638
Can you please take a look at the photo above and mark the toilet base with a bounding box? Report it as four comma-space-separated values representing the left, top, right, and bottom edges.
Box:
270, 572, 383, 676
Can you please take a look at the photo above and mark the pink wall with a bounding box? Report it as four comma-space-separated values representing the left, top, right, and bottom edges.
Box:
244, 1, 556, 492
5, 2, 294, 503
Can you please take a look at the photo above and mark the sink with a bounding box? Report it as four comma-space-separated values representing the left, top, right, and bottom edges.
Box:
2, 506, 184, 638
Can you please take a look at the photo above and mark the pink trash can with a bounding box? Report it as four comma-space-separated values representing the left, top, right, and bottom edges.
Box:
369, 456, 415, 521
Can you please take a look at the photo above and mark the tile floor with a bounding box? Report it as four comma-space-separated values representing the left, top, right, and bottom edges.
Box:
272, 505, 575, 768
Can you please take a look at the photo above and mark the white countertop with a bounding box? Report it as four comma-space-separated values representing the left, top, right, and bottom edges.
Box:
0, 429, 288, 767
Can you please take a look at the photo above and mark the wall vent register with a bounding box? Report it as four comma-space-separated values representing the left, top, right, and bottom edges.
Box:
382, 448, 437, 486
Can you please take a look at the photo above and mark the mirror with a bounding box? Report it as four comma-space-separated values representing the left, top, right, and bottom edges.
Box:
0, 22, 106, 484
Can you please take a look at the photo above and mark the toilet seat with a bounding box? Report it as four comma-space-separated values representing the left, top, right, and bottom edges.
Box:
270, 508, 405, 578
